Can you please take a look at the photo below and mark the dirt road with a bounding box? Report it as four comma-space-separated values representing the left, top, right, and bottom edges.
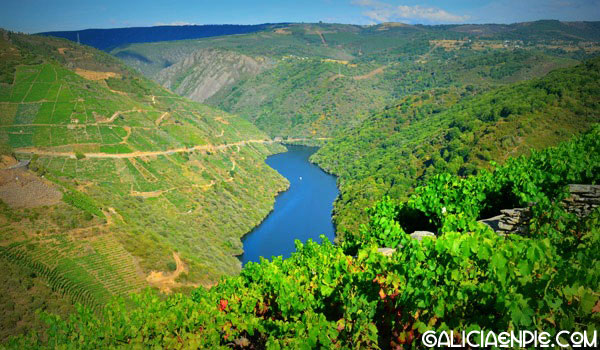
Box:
146, 252, 185, 293
15, 139, 276, 159
15, 138, 330, 160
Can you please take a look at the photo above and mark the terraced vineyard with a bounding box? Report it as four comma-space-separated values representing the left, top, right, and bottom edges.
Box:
0, 30, 288, 338
2, 19, 599, 345
0, 233, 145, 310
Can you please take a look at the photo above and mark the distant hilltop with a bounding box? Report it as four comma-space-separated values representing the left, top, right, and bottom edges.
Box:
38, 20, 600, 52
38, 23, 290, 51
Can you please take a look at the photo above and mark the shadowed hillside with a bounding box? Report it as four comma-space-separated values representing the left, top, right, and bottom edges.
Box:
39, 23, 288, 51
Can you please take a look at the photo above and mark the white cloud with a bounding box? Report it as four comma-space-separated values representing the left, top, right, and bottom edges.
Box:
351, 0, 469, 24
467, 0, 600, 24
153, 21, 195, 26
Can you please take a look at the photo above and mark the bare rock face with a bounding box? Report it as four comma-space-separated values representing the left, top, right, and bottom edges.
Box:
155, 48, 271, 102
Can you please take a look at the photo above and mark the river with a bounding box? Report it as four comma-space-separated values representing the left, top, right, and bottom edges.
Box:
239, 145, 339, 265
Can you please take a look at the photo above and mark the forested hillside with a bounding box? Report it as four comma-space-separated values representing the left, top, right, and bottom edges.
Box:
109, 21, 599, 137
0, 30, 288, 339
313, 58, 600, 232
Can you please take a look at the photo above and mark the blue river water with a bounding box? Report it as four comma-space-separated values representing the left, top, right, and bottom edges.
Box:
239, 145, 339, 265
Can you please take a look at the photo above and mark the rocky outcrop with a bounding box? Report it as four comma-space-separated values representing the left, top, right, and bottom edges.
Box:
500, 208, 532, 234
377, 185, 599, 254
376, 247, 396, 256
155, 48, 272, 102
564, 184, 600, 217
481, 208, 532, 235
409, 231, 435, 241
375, 231, 435, 256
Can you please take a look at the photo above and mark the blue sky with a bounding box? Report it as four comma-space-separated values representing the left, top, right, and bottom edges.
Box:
1, 0, 599, 33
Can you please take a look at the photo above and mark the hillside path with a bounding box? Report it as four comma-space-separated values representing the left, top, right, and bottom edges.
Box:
146, 252, 185, 293
15, 139, 275, 159
14, 138, 331, 159
353, 66, 385, 80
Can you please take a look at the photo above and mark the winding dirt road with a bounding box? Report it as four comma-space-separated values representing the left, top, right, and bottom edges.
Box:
146, 252, 186, 293
353, 66, 385, 80
14, 138, 331, 159
15, 139, 277, 159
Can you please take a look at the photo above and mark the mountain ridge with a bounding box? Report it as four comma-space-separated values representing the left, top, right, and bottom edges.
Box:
39, 20, 600, 53
109, 21, 598, 138
39, 23, 290, 51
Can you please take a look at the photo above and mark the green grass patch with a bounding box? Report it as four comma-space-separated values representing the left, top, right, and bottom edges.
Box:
23, 83, 52, 102
14, 103, 39, 124
34, 102, 54, 124
99, 144, 133, 154
62, 190, 105, 219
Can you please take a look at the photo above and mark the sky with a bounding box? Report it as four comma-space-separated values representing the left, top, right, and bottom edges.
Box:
1, 0, 599, 33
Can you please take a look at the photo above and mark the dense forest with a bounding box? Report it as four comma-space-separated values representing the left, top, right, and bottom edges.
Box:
313, 57, 600, 232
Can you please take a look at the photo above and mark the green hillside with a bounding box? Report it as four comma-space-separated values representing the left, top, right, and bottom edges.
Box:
312, 57, 600, 233
0, 30, 288, 339
2, 20, 599, 345
110, 22, 599, 138
448, 20, 600, 41
7, 123, 600, 349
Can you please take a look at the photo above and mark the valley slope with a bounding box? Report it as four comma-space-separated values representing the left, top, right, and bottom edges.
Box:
0, 30, 287, 339
104, 21, 600, 233
1, 19, 599, 346
110, 21, 599, 137
313, 57, 600, 232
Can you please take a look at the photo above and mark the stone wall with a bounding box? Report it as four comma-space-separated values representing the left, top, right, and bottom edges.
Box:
495, 208, 531, 235
376, 184, 600, 255
564, 184, 600, 218
480, 184, 600, 235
